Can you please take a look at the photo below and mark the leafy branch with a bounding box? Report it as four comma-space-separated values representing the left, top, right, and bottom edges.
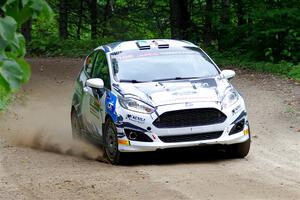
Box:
0, 0, 52, 94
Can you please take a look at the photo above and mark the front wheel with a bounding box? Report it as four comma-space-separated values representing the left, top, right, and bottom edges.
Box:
226, 138, 251, 158
103, 118, 124, 164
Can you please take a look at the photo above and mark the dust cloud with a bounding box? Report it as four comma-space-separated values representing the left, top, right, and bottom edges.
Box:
7, 129, 105, 161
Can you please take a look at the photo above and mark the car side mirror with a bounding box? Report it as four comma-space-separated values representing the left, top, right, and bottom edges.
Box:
86, 78, 104, 89
221, 70, 235, 80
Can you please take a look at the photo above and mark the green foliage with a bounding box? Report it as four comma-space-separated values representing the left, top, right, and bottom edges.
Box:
207, 48, 300, 81
28, 0, 300, 65
27, 37, 115, 57
0, 85, 11, 112
288, 64, 300, 81
0, 0, 52, 97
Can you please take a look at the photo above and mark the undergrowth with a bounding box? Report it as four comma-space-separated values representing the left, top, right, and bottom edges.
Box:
0, 86, 12, 112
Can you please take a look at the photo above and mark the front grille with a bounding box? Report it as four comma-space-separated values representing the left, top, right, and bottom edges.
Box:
159, 131, 223, 143
153, 108, 227, 128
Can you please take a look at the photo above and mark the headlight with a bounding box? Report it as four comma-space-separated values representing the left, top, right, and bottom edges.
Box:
118, 96, 155, 114
221, 89, 239, 109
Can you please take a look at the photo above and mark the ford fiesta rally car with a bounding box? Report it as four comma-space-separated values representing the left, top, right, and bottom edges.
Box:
71, 39, 251, 164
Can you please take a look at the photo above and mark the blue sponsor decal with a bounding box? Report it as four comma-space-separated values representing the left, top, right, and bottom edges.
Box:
106, 91, 118, 122
126, 114, 145, 124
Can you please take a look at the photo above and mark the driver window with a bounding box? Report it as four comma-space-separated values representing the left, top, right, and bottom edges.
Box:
85, 51, 97, 77
91, 51, 110, 89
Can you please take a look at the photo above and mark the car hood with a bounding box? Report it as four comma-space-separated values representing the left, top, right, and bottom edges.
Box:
115, 77, 230, 106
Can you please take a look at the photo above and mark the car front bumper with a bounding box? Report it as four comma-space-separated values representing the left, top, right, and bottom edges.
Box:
116, 99, 250, 152
118, 122, 250, 152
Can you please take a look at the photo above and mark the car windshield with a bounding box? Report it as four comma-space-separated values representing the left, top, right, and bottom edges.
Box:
111, 47, 219, 82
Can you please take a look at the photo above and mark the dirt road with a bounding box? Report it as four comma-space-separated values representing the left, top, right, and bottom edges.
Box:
0, 58, 299, 200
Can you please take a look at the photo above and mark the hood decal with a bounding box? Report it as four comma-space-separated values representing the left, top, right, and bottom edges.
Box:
115, 78, 228, 106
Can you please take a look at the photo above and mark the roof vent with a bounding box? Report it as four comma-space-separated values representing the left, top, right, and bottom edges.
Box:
153, 40, 169, 49
136, 41, 150, 50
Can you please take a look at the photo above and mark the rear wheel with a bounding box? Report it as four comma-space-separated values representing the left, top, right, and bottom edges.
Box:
226, 138, 251, 158
103, 118, 123, 165
71, 109, 81, 140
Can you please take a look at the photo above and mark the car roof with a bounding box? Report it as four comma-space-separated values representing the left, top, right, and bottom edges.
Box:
95, 39, 198, 53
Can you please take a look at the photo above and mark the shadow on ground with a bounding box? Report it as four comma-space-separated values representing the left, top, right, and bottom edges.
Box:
119, 145, 233, 166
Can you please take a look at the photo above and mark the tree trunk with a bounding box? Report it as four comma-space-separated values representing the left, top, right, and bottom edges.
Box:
236, 0, 245, 26
90, 0, 98, 39
204, 0, 213, 47
221, 0, 230, 25
102, 0, 111, 37
218, 0, 230, 50
169, 0, 190, 40
59, 0, 68, 39
148, 0, 164, 36
76, 0, 84, 39
0, 8, 4, 17
21, 18, 32, 42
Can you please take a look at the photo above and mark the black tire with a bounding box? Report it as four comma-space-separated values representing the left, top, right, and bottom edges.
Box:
71, 108, 82, 140
103, 118, 123, 165
226, 138, 251, 158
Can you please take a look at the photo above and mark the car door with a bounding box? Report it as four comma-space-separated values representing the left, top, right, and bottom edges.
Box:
81, 50, 99, 136
85, 50, 111, 141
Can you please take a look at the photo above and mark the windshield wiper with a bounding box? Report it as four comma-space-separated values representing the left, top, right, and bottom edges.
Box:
119, 79, 145, 83
152, 77, 201, 82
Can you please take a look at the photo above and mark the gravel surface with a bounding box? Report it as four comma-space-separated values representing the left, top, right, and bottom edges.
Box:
0, 58, 299, 200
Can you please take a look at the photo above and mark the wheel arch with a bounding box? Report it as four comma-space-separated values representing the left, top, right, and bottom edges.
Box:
105, 114, 114, 124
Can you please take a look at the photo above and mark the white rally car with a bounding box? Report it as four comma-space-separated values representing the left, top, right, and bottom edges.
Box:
71, 39, 251, 164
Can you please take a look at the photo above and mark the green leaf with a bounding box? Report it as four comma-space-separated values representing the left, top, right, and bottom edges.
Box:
16, 58, 30, 82
0, 59, 24, 91
5, 0, 32, 24
21, 0, 29, 7
0, 39, 8, 54
0, 74, 10, 92
15, 4, 33, 24
3, 0, 52, 24
10, 33, 26, 57
31, 0, 52, 19
0, 16, 17, 42
2, 0, 19, 21
0, 0, 8, 7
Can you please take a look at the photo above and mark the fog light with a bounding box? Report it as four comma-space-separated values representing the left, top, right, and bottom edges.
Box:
229, 119, 245, 135
124, 129, 153, 142
243, 129, 249, 135
128, 132, 138, 140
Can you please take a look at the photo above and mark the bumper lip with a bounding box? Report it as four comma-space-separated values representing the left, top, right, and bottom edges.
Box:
118, 127, 250, 152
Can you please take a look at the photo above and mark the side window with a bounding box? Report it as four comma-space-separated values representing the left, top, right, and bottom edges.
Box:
85, 51, 97, 77
91, 51, 110, 89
